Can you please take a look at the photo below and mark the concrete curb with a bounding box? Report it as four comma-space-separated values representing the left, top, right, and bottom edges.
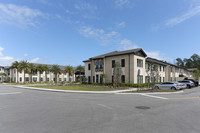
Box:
15, 86, 138, 94
116, 90, 184, 95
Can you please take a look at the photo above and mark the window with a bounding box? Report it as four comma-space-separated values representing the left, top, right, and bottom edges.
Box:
137, 75, 143, 84
112, 76, 114, 83
121, 75, 125, 83
20, 70, 22, 73
88, 76, 91, 83
47, 78, 49, 81
145, 63, 149, 70
96, 75, 99, 83
20, 77, 22, 82
112, 60, 115, 68
171, 67, 173, 72
163, 66, 165, 72
88, 64, 91, 70
160, 77, 162, 82
95, 61, 99, 69
100, 61, 103, 69
40, 71, 43, 74
160, 66, 162, 71
33, 77, 37, 82
121, 59, 125, 67
163, 77, 165, 82
93, 76, 95, 83
46, 71, 50, 74
26, 77, 29, 82
145, 76, 150, 83
41, 78, 43, 82
137, 59, 143, 67
59, 78, 62, 81
64, 78, 67, 81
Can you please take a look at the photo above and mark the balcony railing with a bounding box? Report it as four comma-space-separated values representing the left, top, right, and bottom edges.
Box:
95, 67, 103, 72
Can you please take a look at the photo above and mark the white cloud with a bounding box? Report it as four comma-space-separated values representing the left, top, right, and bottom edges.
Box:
75, 2, 97, 11
117, 21, 126, 28
146, 51, 173, 62
166, 1, 200, 26
24, 53, 28, 57
0, 3, 46, 27
119, 39, 139, 50
0, 46, 40, 66
115, 0, 131, 8
28, 58, 40, 63
79, 26, 119, 46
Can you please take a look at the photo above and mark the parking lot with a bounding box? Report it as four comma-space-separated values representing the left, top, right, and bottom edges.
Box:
0, 85, 200, 133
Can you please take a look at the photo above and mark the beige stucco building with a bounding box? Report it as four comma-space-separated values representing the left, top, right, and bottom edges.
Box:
83, 48, 193, 84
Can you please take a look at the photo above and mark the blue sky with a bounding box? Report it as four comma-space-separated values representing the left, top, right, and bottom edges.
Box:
0, 0, 200, 66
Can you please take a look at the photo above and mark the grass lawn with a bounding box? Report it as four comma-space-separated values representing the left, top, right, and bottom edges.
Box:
29, 85, 123, 91
123, 89, 179, 93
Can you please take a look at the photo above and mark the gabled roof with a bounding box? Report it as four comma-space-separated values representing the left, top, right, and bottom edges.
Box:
83, 48, 147, 62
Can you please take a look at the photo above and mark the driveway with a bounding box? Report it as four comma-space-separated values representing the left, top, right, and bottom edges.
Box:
0, 85, 200, 133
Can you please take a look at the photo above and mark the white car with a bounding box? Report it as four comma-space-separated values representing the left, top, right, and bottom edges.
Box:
154, 82, 187, 90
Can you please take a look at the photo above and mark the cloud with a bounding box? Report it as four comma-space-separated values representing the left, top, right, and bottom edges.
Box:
0, 46, 40, 66
0, 3, 46, 27
117, 21, 126, 28
28, 58, 40, 63
79, 26, 119, 46
24, 54, 28, 57
166, 1, 200, 26
119, 39, 139, 50
146, 51, 173, 62
74, 2, 97, 19
115, 0, 131, 8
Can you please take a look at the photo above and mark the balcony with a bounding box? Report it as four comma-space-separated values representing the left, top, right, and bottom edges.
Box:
95, 67, 103, 72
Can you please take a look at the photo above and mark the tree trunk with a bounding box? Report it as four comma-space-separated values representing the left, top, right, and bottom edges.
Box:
55, 74, 57, 84
23, 70, 25, 84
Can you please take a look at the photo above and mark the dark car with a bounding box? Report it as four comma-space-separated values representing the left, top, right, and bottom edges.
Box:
184, 78, 199, 87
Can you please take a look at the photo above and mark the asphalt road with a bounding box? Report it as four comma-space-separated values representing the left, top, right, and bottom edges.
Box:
0, 85, 200, 133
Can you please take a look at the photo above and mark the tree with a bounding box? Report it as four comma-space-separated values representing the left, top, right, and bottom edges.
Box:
184, 58, 192, 68
28, 63, 36, 83
75, 65, 84, 82
0, 73, 7, 82
176, 58, 184, 67
10, 61, 19, 83
36, 64, 45, 83
50, 65, 62, 84
43, 65, 50, 82
113, 62, 122, 88
100, 74, 106, 84
64, 66, 74, 82
18, 61, 29, 84
193, 69, 200, 81
146, 62, 160, 88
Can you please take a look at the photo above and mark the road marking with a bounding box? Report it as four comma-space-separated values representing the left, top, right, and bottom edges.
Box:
97, 104, 113, 110
140, 94, 168, 100
0, 92, 22, 95
169, 97, 200, 99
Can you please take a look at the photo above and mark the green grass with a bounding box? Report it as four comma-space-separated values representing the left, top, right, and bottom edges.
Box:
123, 89, 179, 93
29, 85, 121, 91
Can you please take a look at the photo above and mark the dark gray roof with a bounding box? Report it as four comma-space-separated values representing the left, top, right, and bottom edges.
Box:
85, 48, 147, 61
146, 57, 168, 66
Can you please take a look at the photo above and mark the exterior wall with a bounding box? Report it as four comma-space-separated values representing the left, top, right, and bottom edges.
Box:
133, 55, 146, 83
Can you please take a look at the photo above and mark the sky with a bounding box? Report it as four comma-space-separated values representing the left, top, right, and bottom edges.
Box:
0, 0, 200, 66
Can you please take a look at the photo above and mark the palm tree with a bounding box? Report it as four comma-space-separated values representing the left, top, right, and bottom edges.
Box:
50, 65, 62, 84
28, 63, 36, 83
75, 65, 84, 82
10, 61, 19, 83
43, 65, 50, 82
18, 61, 29, 84
64, 65, 74, 82
36, 64, 45, 83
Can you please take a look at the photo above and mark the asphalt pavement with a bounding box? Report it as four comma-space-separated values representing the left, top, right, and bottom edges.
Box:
0, 85, 200, 133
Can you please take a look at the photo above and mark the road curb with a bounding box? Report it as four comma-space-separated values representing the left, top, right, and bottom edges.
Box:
116, 90, 184, 95
15, 86, 138, 94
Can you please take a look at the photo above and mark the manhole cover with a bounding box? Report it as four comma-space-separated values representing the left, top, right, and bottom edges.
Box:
135, 106, 150, 109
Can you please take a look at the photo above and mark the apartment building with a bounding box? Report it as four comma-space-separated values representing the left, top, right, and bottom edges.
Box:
83, 48, 193, 84
0, 64, 75, 83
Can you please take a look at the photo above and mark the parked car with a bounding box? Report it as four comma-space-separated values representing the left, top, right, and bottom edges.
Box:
186, 79, 199, 87
154, 82, 187, 90
178, 80, 195, 89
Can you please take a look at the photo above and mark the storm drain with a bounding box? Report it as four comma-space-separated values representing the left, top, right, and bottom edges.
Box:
135, 106, 151, 110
